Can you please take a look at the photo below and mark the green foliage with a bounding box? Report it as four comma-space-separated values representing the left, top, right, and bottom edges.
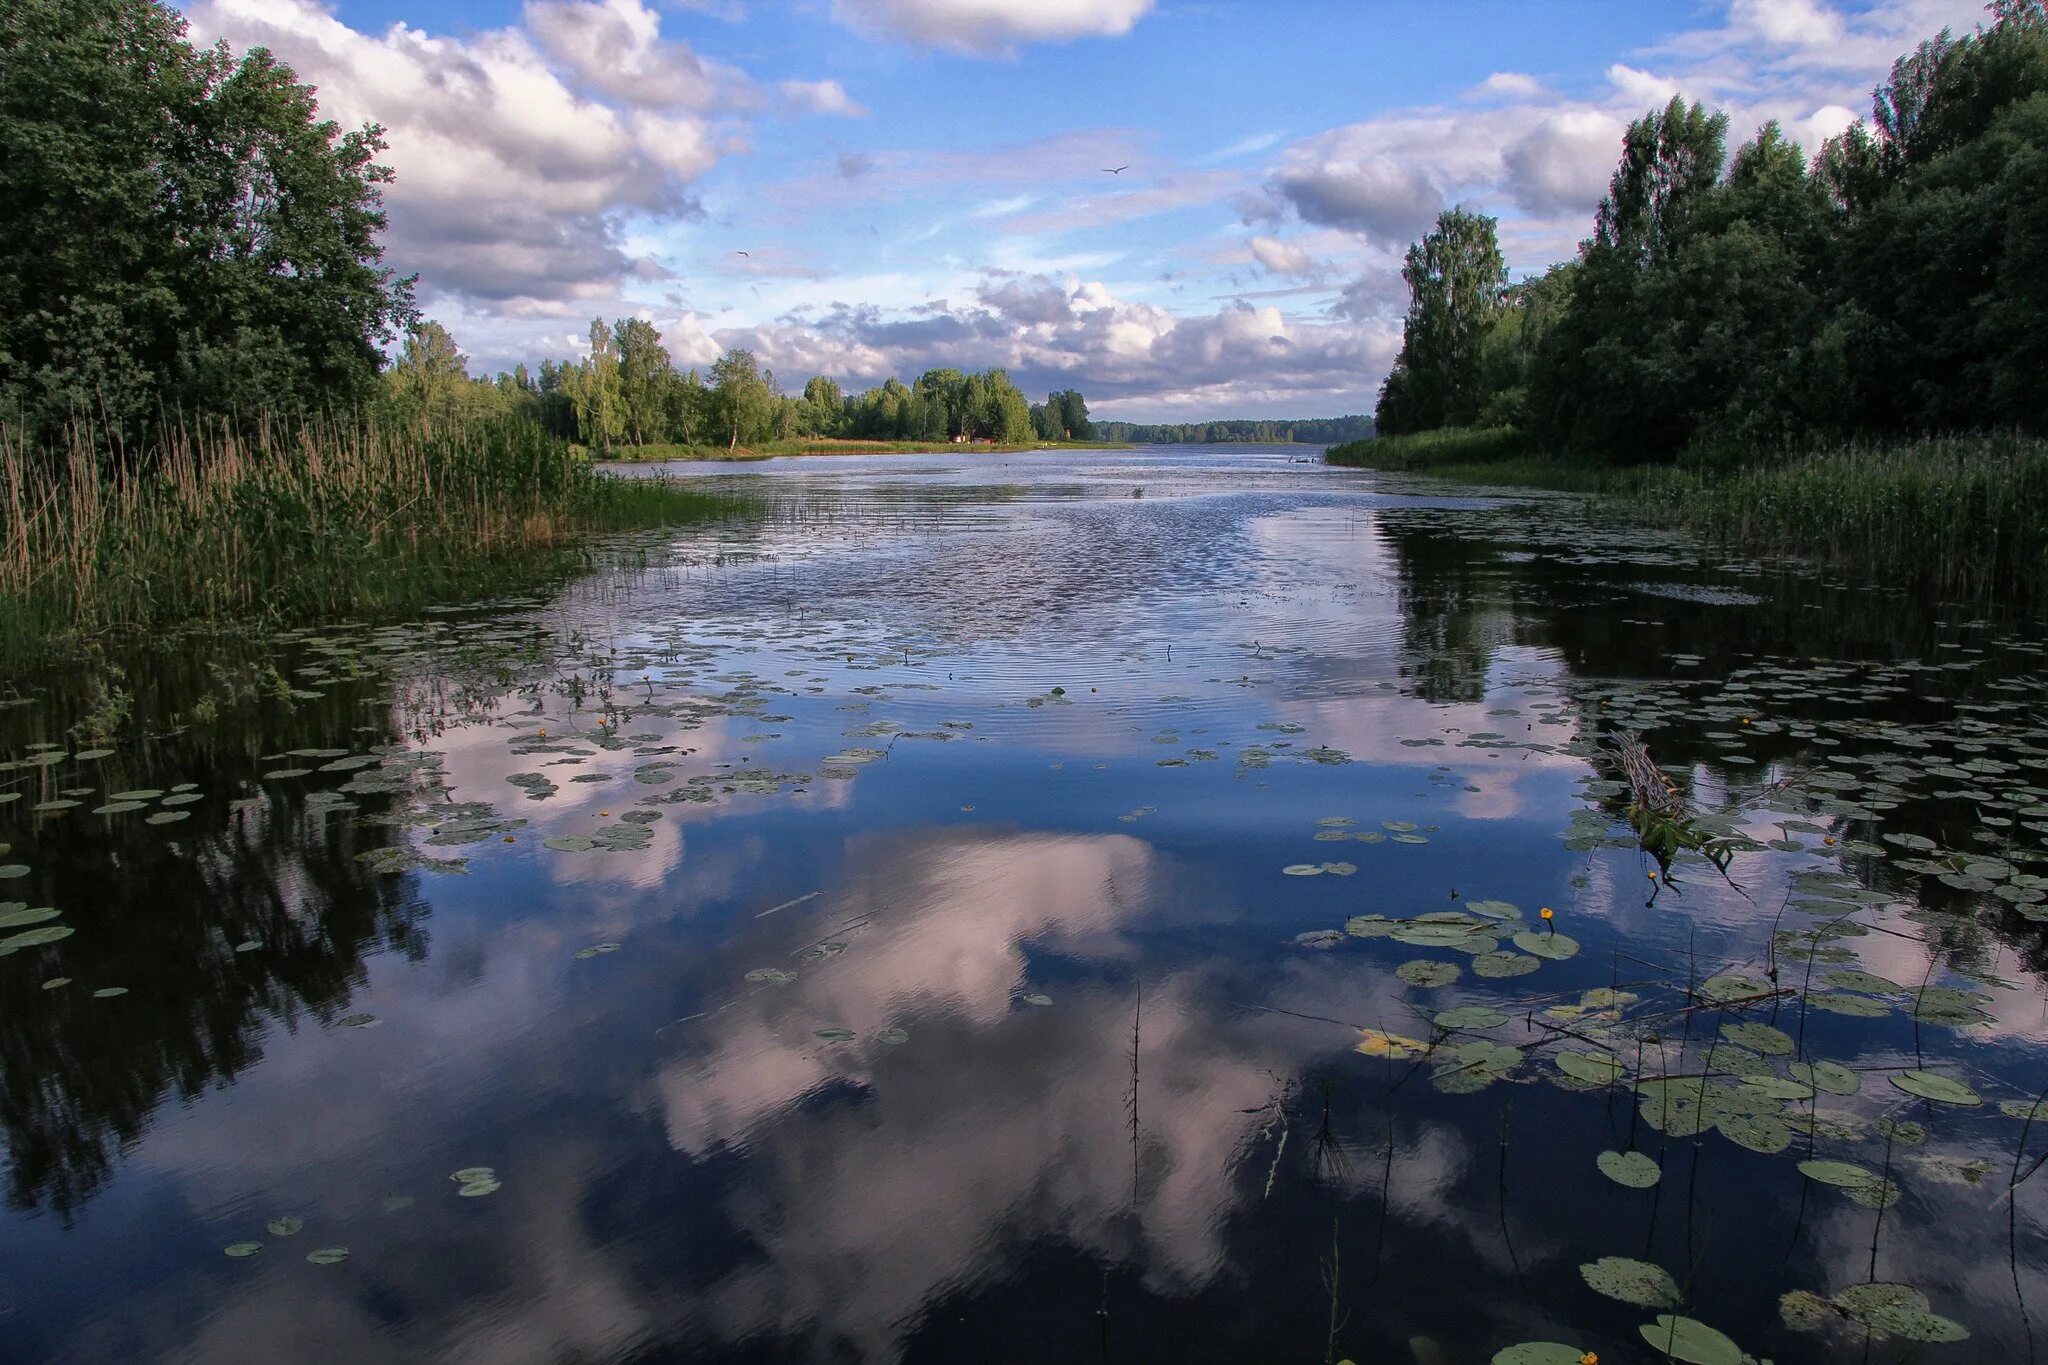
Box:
0, 416, 736, 655
1096, 415, 1375, 444
1377, 208, 1508, 434
1384, 7, 2048, 465
0, 0, 414, 445
1326, 426, 1533, 471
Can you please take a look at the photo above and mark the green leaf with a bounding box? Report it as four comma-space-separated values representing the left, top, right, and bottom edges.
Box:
1833, 1282, 1969, 1342
1637, 1314, 1742, 1365
1598, 1149, 1661, 1188
1490, 1345, 1586, 1365
1582, 1255, 1682, 1307
1891, 1069, 1981, 1105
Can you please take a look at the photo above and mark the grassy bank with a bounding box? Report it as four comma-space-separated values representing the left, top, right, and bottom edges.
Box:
592, 438, 1129, 463
1324, 427, 1613, 491
1325, 426, 2048, 605
1, 418, 737, 658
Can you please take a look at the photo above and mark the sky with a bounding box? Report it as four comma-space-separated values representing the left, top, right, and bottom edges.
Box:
176, 0, 1989, 420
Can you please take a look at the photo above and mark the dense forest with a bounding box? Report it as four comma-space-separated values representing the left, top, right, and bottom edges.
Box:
389, 317, 1096, 451
1372, 0, 2047, 462
1096, 416, 1375, 444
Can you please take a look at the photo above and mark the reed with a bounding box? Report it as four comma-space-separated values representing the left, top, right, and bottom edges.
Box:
1323, 426, 1534, 471
0, 416, 736, 658
1630, 433, 2048, 606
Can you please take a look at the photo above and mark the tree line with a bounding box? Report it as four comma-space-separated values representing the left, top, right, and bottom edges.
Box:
387, 317, 1097, 451
1375, 0, 2047, 462
1096, 416, 1375, 445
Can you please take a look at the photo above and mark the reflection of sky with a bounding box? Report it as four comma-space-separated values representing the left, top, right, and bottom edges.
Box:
8, 447, 2048, 1362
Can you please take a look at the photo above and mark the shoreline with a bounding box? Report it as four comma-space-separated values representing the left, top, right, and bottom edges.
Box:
591, 439, 1135, 464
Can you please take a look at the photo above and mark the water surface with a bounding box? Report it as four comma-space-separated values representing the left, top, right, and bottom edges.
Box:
3, 444, 2046, 1363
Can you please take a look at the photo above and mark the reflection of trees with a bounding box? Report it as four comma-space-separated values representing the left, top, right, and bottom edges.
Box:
1379, 516, 1520, 703
0, 682, 428, 1221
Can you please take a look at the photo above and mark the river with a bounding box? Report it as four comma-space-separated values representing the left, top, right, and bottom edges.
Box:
1, 444, 2043, 1363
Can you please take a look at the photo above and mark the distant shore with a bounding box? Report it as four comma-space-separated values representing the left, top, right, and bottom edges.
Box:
589, 438, 1134, 463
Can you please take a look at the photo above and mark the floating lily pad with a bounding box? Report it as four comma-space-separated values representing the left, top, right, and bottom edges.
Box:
1556, 1051, 1625, 1084
1790, 1060, 1860, 1095
1582, 1255, 1681, 1307
1356, 1029, 1430, 1060
93, 987, 127, 998
1397, 959, 1460, 987
1718, 1111, 1793, 1154
1491, 1345, 1587, 1365
1022, 993, 1053, 1006
456, 1178, 501, 1197
1638, 1315, 1742, 1365
744, 967, 798, 984
223, 1242, 263, 1258
0, 906, 59, 929
1512, 930, 1578, 960
0, 924, 73, 953
1798, 1159, 1876, 1187
1891, 1069, 1981, 1105
1598, 1149, 1661, 1188
1434, 1006, 1508, 1030
1472, 951, 1540, 978
814, 1027, 856, 1041
267, 1217, 303, 1236
875, 1027, 909, 1045
1721, 1021, 1792, 1055
1832, 1282, 1968, 1342
306, 1247, 349, 1265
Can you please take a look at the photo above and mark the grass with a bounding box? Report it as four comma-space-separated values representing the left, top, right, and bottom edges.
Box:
0, 416, 740, 660
594, 438, 1129, 463
1326, 424, 2048, 607
1631, 433, 2048, 605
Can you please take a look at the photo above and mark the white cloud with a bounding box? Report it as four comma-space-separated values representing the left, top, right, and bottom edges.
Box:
185, 0, 738, 307
1247, 235, 1324, 280
1470, 71, 1547, 99
777, 78, 870, 118
830, 0, 1155, 57
1502, 109, 1626, 216
1607, 62, 1684, 106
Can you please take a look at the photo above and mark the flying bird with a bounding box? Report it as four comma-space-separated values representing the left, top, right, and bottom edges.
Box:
1103, 165, 1128, 175
735, 250, 750, 257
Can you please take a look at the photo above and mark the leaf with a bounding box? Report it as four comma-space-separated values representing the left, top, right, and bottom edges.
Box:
305, 1247, 349, 1265
223, 1242, 263, 1258
0, 925, 73, 952
1637, 1314, 1742, 1365
1798, 1159, 1876, 1187
1512, 930, 1579, 960
266, 1217, 303, 1236
1472, 951, 1540, 978
1556, 1051, 1625, 1084
1789, 1060, 1860, 1095
1490, 1345, 1587, 1365
1598, 1149, 1661, 1188
1833, 1282, 1969, 1342
1397, 959, 1460, 987
1433, 1006, 1508, 1030
1720, 1021, 1792, 1055
1582, 1255, 1682, 1307
1717, 1111, 1792, 1154
1355, 1028, 1430, 1060
1891, 1069, 1981, 1105
814, 1027, 856, 1041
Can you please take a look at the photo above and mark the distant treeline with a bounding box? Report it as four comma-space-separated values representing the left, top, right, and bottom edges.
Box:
389, 318, 1096, 451
1372, 1, 2047, 462
1095, 416, 1375, 445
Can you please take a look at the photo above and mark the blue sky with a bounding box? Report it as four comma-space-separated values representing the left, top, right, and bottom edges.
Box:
181, 0, 1986, 418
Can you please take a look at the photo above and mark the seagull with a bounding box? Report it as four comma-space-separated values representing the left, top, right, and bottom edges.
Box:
735, 250, 750, 257
1103, 165, 1128, 175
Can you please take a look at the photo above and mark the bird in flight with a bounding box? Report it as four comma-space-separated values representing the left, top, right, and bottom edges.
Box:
734, 250, 750, 257
1103, 165, 1128, 175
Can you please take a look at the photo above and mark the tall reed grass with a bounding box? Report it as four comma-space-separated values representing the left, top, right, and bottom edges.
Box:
1631, 434, 2048, 605
1324, 426, 1534, 470
1, 417, 734, 656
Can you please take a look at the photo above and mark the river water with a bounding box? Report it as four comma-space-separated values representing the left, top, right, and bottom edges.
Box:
2, 444, 2046, 1363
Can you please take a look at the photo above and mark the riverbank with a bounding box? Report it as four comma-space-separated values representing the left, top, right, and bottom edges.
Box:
1, 419, 738, 660
591, 438, 1132, 463
1326, 427, 2048, 605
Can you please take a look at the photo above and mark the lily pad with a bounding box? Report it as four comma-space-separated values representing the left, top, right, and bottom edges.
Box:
1638, 1315, 1742, 1365
306, 1247, 349, 1265
223, 1242, 263, 1258
1512, 930, 1579, 960
1798, 1159, 1876, 1187
1790, 1060, 1860, 1095
1023, 993, 1053, 1006
1556, 1051, 1625, 1084
875, 1027, 910, 1045
1720, 1021, 1793, 1055
1397, 959, 1460, 987
814, 1027, 857, 1041
1598, 1149, 1661, 1188
1582, 1255, 1682, 1307
267, 1217, 303, 1236
1434, 1006, 1508, 1030
1832, 1282, 1969, 1342
1891, 1069, 1981, 1105
1490, 1347, 1586, 1365
1472, 951, 1540, 979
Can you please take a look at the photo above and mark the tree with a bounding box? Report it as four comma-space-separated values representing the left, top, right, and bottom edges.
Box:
1376, 208, 1508, 434
799, 376, 844, 436
613, 317, 674, 447
1044, 389, 1092, 440
708, 348, 776, 450
386, 320, 468, 418
0, 0, 415, 446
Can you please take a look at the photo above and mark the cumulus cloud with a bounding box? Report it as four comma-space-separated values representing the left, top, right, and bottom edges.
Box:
777, 78, 869, 118
1269, 158, 1442, 242
704, 270, 1393, 414
524, 0, 739, 109
1469, 71, 1547, 100
830, 0, 1155, 56
1247, 235, 1326, 280
1502, 109, 1625, 216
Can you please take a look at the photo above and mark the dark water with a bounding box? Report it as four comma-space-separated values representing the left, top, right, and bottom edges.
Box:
3, 444, 2047, 1363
